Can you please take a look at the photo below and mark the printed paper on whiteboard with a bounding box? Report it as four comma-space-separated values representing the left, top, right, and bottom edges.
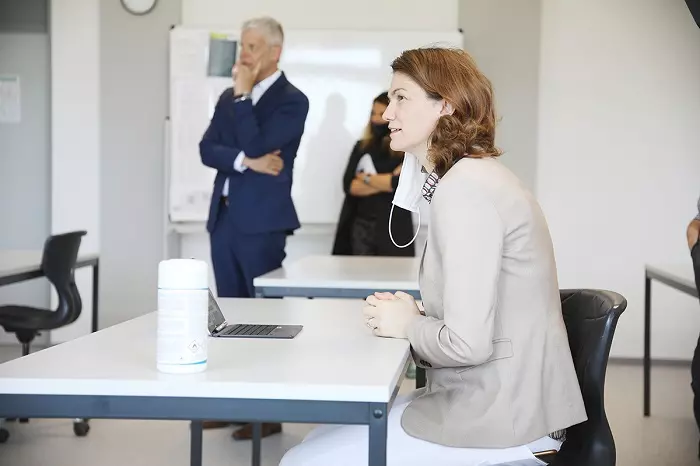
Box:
208, 33, 238, 78
0, 75, 21, 123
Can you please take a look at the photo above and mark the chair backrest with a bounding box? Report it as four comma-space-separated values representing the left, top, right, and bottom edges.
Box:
551, 289, 627, 466
41, 231, 87, 328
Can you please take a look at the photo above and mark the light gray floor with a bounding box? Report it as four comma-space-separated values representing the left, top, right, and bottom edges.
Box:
0, 345, 697, 466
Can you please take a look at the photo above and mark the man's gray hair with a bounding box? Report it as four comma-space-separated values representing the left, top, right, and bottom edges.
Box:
241, 16, 284, 47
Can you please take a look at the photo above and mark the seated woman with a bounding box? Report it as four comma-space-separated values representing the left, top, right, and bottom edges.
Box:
281, 47, 586, 465
332, 92, 415, 257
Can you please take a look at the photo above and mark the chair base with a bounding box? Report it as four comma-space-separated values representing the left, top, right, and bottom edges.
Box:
0, 418, 7, 444
73, 419, 90, 437
0, 418, 90, 442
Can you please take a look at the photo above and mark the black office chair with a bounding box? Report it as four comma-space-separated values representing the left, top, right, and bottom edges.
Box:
537, 289, 627, 466
0, 231, 90, 443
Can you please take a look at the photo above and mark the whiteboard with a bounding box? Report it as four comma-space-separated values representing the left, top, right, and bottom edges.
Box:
168, 26, 462, 224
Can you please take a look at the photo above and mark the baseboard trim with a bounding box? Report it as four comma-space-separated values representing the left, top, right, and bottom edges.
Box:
610, 357, 691, 367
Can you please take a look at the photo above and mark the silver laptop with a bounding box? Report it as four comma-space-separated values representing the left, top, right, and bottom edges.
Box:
207, 289, 303, 339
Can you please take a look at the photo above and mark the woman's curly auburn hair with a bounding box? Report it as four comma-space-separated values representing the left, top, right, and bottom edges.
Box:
390, 47, 501, 177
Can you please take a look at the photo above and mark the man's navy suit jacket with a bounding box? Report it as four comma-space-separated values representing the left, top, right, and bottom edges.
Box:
199, 72, 309, 234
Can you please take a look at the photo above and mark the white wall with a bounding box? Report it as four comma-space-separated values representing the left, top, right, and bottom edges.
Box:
0, 0, 51, 345
99, 0, 181, 329
177, 0, 457, 278
538, 0, 700, 359
458, 0, 541, 192
48, 0, 100, 343
182, 0, 458, 31
0, 35, 49, 250
40, 0, 179, 339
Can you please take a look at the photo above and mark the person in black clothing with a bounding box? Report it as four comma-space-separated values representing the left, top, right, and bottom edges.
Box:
332, 92, 415, 256
687, 195, 700, 458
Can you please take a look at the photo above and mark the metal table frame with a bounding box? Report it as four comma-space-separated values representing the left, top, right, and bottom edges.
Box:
255, 286, 421, 300
644, 265, 698, 416
0, 361, 406, 466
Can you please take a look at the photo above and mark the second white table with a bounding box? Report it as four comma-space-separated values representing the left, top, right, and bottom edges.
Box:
254, 255, 422, 299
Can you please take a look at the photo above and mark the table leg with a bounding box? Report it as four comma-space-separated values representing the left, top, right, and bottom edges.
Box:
251, 422, 261, 466
92, 261, 99, 333
416, 367, 426, 389
644, 275, 651, 417
190, 421, 203, 466
368, 403, 388, 466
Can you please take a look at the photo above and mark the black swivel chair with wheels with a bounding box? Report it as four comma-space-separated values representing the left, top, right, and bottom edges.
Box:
0, 231, 91, 443
537, 289, 627, 466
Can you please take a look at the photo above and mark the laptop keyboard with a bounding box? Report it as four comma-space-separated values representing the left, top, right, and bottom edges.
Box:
222, 324, 277, 336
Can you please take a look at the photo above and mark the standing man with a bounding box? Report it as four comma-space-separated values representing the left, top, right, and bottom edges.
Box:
199, 16, 309, 439
200, 16, 308, 299
687, 195, 700, 459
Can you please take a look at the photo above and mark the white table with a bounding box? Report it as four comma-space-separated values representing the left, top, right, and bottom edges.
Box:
643, 263, 698, 416
0, 298, 410, 466
254, 255, 422, 299
0, 250, 100, 332
254, 255, 425, 388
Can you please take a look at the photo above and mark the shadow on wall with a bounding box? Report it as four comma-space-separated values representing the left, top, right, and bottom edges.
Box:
293, 92, 355, 224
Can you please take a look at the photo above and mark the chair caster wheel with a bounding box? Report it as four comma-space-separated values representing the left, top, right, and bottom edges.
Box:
73, 420, 90, 437
0, 428, 9, 444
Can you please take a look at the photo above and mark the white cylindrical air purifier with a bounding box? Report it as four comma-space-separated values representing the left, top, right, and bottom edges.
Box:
156, 259, 208, 374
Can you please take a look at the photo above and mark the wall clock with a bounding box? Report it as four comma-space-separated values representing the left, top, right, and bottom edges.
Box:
120, 0, 158, 16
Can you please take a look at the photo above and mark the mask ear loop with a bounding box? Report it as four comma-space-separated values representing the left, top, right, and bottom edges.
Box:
389, 204, 421, 249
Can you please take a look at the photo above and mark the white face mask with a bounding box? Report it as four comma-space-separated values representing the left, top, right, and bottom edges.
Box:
389, 153, 427, 248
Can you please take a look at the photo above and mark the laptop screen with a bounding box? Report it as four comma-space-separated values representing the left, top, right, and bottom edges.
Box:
208, 288, 226, 333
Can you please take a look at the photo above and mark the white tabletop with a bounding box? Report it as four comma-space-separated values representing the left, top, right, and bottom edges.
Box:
0, 298, 410, 403
254, 255, 421, 291
646, 263, 696, 291
0, 250, 99, 279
